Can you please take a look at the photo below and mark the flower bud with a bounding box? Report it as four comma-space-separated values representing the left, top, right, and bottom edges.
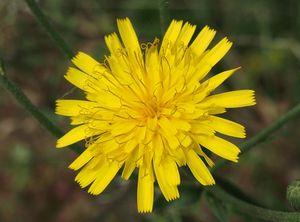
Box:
287, 180, 300, 211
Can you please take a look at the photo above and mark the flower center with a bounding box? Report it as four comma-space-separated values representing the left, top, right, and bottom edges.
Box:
142, 96, 162, 119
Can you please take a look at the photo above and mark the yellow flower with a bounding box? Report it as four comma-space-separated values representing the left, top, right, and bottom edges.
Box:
56, 18, 255, 213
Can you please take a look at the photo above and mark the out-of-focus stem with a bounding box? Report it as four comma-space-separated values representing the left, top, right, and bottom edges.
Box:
0, 59, 83, 154
158, 0, 170, 36
24, 0, 74, 59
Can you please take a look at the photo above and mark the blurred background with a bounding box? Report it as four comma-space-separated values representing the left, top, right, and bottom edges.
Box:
1, 0, 300, 221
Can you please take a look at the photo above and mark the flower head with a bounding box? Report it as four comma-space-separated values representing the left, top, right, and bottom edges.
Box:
56, 18, 255, 213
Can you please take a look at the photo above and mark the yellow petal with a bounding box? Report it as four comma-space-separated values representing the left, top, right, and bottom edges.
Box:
203, 37, 232, 68
168, 147, 186, 166
88, 160, 121, 195
202, 90, 256, 108
191, 38, 233, 81
75, 157, 104, 188
160, 20, 183, 53
178, 133, 192, 147
121, 160, 136, 180
203, 67, 241, 93
69, 147, 94, 170
162, 156, 180, 186
197, 135, 241, 162
55, 99, 98, 116
152, 134, 164, 163
88, 89, 122, 109
117, 18, 141, 55
175, 22, 196, 47
89, 120, 111, 131
154, 158, 180, 201
105, 55, 132, 84
104, 32, 123, 54
136, 126, 147, 143
158, 117, 177, 135
99, 139, 120, 154
190, 122, 215, 135
170, 118, 191, 131
159, 56, 172, 88
64, 67, 95, 92
186, 149, 215, 185
208, 116, 246, 138
160, 131, 180, 150
114, 131, 136, 144
123, 139, 138, 153
72, 51, 106, 77
56, 124, 96, 148
158, 118, 180, 149
190, 25, 216, 57
194, 146, 215, 167
146, 116, 158, 132
75, 168, 98, 188
70, 116, 86, 125
208, 107, 226, 115
121, 144, 143, 180
145, 40, 160, 89
111, 121, 136, 136
137, 166, 154, 213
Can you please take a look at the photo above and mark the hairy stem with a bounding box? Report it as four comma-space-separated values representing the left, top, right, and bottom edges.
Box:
212, 103, 300, 172
207, 185, 300, 222
0, 59, 83, 154
24, 0, 74, 59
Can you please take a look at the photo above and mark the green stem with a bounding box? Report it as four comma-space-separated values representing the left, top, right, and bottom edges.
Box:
212, 103, 300, 172
0, 60, 83, 154
24, 0, 74, 59
158, 0, 170, 36
214, 175, 263, 207
207, 185, 300, 222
